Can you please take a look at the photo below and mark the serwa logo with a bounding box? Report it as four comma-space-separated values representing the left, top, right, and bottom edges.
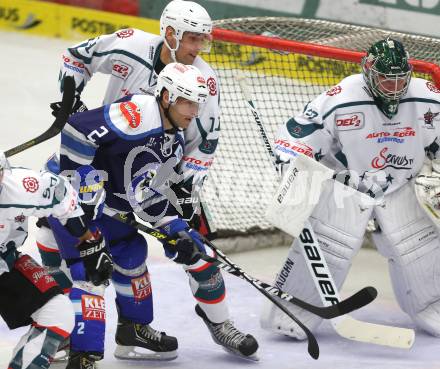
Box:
371, 147, 414, 170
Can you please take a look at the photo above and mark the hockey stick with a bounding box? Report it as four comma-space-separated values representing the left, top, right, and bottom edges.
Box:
112, 214, 380, 359
5, 76, 75, 157
112, 213, 314, 359
236, 72, 415, 349
112, 213, 376, 319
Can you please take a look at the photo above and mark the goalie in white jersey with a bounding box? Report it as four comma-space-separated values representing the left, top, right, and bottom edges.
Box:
0, 152, 113, 369
261, 38, 440, 338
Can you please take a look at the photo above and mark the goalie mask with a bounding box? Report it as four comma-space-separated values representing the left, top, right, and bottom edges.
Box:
160, 0, 213, 61
362, 38, 412, 118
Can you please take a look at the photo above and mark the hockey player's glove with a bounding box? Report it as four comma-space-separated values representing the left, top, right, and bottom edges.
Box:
170, 179, 218, 240
50, 96, 88, 118
160, 219, 206, 265
170, 180, 201, 221
77, 232, 113, 286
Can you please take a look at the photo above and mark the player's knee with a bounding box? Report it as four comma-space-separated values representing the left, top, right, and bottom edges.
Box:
33, 294, 75, 335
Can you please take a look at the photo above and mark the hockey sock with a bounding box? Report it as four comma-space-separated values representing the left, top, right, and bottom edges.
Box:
112, 269, 153, 324
8, 325, 68, 369
69, 287, 105, 354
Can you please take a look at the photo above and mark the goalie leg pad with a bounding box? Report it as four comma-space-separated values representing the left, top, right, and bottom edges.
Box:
185, 247, 229, 324
373, 182, 440, 323
261, 184, 373, 338
413, 299, 440, 337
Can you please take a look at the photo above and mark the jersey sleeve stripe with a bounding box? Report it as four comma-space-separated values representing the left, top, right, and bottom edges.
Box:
69, 47, 153, 71
61, 132, 96, 158
60, 146, 94, 166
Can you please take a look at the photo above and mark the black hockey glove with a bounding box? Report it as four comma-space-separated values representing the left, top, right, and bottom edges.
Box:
50, 96, 88, 117
161, 219, 206, 265
77, 234, 113, 286
170, 180, 201, 222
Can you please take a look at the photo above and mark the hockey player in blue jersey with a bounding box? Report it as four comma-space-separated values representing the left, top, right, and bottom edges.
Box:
52, 62, 258, 369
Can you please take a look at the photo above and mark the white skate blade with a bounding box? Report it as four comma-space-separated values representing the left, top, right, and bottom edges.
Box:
114, 345, 178, 361
221, 347, 260, 362
333, 316, 415, 349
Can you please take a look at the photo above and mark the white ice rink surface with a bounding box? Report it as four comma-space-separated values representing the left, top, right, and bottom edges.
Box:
0, 31, 440, 369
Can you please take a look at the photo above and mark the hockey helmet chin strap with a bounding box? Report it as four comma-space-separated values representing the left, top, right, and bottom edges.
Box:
164, 36, 179, 63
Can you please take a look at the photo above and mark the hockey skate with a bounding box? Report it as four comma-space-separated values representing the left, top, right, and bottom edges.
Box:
195, 304, 259, 361
66, 351, 103, 369
114, 316, 178, 360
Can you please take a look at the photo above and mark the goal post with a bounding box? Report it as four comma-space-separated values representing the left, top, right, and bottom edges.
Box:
202, 17, 440, 252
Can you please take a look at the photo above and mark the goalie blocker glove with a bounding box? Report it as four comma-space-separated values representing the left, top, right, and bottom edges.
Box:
77, 233, 113, 286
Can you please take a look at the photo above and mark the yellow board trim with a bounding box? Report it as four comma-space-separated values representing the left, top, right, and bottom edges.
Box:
0, 0, 159, 39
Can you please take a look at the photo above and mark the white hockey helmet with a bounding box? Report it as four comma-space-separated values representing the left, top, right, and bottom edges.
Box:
155, 62, 208, 105
160, 0, 212, 59
160, 0, 212, 40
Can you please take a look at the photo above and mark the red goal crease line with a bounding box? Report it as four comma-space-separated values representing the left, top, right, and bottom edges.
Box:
212, 28, 440, 88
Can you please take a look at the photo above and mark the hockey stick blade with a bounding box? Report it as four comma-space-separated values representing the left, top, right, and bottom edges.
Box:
111, 214, 320, 359
197, 251, 376, 319
333, 316, 415, 349
112, 214, 375, 319
5, 76, 75, 157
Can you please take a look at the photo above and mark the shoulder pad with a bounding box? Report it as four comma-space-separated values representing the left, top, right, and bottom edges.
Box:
106, 95, 162, 140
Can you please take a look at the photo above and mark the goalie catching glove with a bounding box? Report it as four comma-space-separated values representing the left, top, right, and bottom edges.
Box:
415, 158, 440, 224
160, 218, 206, 265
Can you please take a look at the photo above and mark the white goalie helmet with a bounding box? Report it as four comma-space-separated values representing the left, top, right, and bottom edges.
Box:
155, 62, 208, 105
160, 0, 212, 59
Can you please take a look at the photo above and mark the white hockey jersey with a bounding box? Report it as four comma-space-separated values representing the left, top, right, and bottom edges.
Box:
0, 167, 82, 274
59, 28, 220, 184
275, 74, 440, 196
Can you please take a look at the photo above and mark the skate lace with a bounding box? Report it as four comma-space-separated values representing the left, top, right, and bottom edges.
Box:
212, 320, 246, 349
136, 324, 162, 342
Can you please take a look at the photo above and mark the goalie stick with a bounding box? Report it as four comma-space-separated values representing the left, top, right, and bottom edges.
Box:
5, 76, 75, 157
236, 72, 415, 349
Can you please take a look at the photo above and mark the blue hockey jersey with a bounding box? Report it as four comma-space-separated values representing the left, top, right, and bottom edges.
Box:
60, 94, 184, 222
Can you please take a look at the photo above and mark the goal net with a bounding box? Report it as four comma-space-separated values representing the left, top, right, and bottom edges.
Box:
202, 17, 440, 251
